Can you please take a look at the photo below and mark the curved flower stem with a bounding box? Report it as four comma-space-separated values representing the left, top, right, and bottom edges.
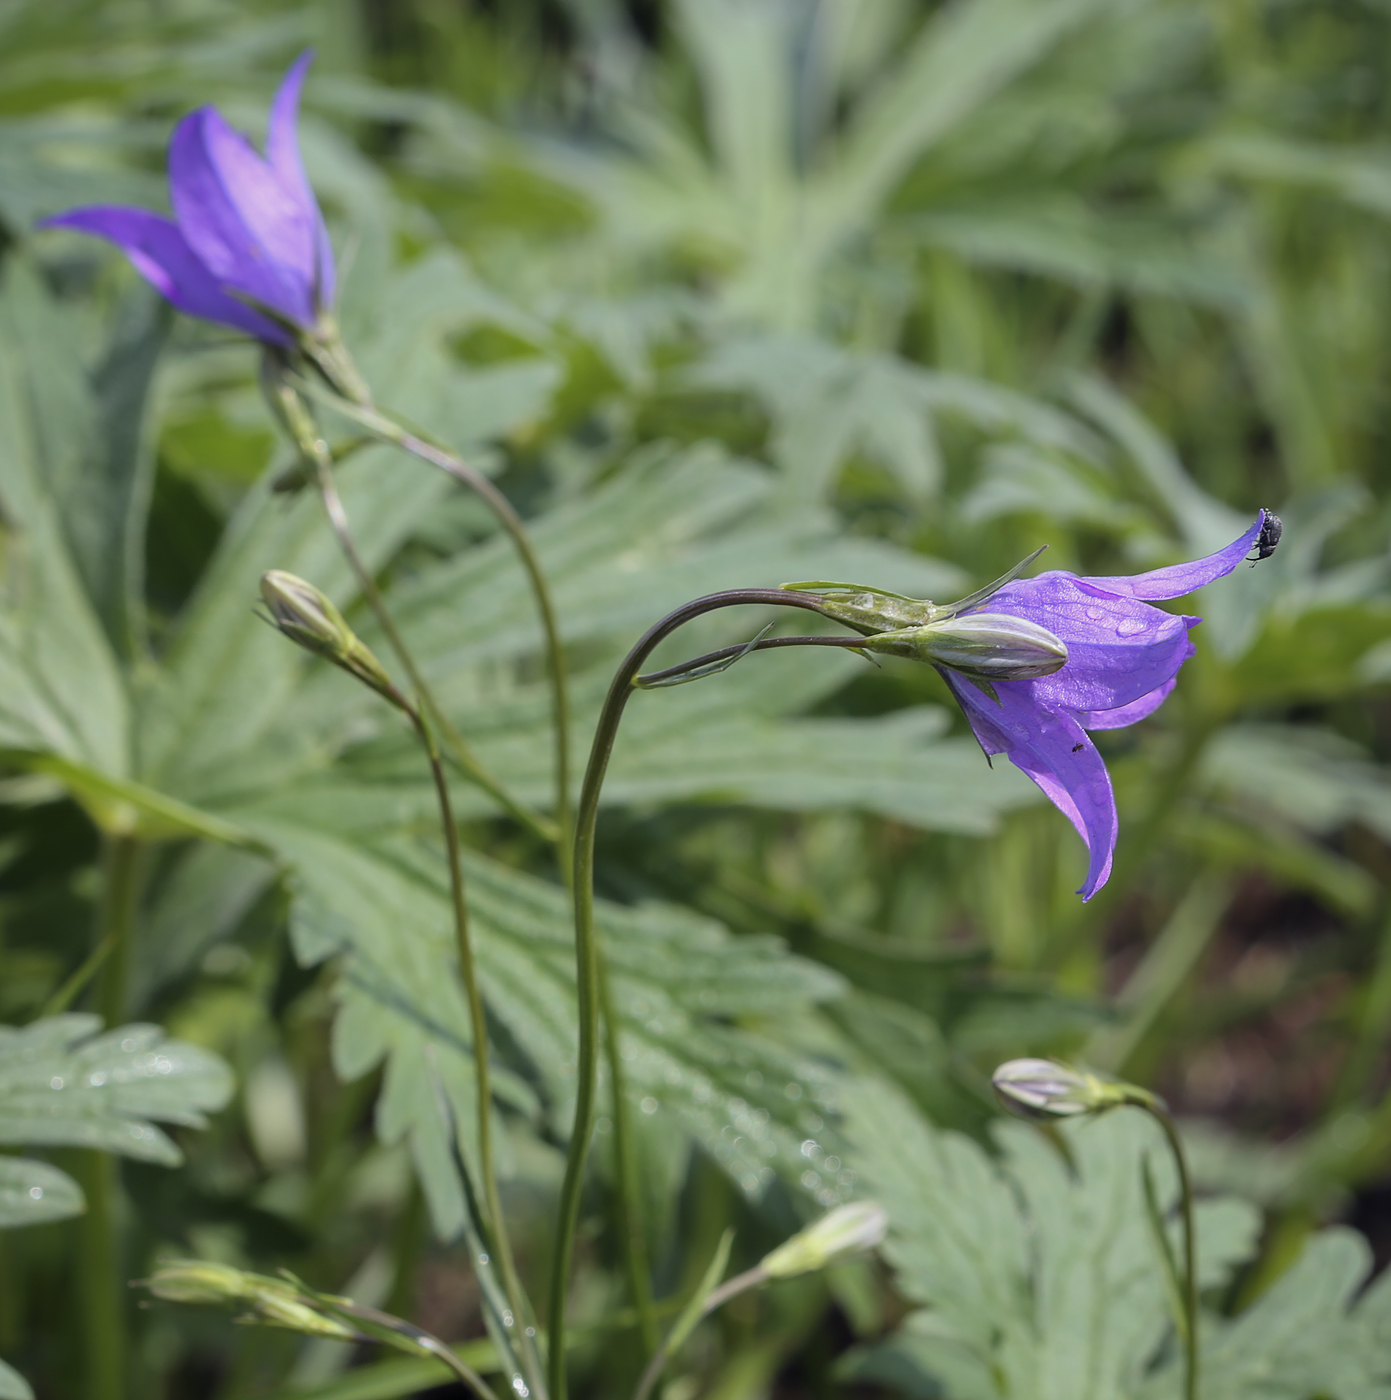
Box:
1144, 1101, 1198, 1400
293, 372, 574, 878
635, 634, 872, 688
310, 448, 558, 843
599, 960, 658, 1356
398, 690, 545, 1400
546, 588, 841, 1400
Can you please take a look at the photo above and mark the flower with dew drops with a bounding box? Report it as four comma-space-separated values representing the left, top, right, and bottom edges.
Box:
39, 52, 333, 347
790, 511, 1279, 900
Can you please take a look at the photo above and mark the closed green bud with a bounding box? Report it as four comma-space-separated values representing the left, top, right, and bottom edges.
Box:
145, 1259, 255, 1306
260, 571, 399, 704
759, 1201, 889, 1279
782, 549, 1050, 640
863, 612, 1068, 681
780, 581, 940, 635
991, 1058, 1146, 1121
143, 1260, 356, 1340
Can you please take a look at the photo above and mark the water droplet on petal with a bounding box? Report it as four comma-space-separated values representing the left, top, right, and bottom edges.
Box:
1115, 616, 1148, 638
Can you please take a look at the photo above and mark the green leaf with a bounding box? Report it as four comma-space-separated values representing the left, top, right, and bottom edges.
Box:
0, 262, 131, 776
239, 814, 844, 1237
0, 1357, 32, 1400
0, 1014, 233, 1165
844, 1080, 1262, 1400
0, 1155, 83, 1227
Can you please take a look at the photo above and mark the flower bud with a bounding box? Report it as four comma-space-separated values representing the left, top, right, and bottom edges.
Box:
143, 1260, 356, 1340
144, 1260, 254, 1306
260, 571, 399, 704
863, 613, 1068, 681
991, 1059, 1141, 1121
758, 1202, 889, 1279
781, 581, 941, 636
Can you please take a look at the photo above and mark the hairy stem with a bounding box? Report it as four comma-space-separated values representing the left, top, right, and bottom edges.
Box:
78, 832, 142, 1400
546, 589, 837, 1400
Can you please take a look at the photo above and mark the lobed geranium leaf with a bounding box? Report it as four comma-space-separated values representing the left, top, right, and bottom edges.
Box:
844, 1079, 1391, 1400
0, 1014, 233, 1166
241, 814, 844, 1239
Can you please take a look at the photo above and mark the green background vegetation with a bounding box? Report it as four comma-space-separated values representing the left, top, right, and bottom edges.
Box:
2, 0, 1391, 1396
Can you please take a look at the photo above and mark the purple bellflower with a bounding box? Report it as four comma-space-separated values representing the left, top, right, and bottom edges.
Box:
40, 52, 333, 347
792, 512, 1276, 901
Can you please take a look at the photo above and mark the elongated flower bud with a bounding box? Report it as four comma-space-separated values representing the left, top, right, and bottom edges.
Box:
780, 581, 940, 635
759, 1201, 889, 1279
992, 1058, 1149, 1121
260, 570, 399, 705
864, 613, 1068, 681
143, 1260, 356, 1340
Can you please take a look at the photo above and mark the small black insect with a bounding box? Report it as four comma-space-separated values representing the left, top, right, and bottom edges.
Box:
1248, 511, 1282, 566
1071, 742, 1084, 753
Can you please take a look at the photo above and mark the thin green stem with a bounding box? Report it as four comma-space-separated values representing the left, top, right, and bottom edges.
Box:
1146, 1103, 1198, 1400
546, 589, 836, 1400
332, 1299, 504, 1400
599, 961, 658, 1356
630, 1265, 768, 1400
408, 702, 545, 1400
636, 633, 871, 688
310, 450, 557, 844
78, 832, 142, 1400
292, 373, 574, 877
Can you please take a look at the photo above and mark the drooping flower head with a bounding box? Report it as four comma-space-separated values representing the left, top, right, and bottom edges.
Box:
788, 512, 1278, 900
40, 52, 333, 347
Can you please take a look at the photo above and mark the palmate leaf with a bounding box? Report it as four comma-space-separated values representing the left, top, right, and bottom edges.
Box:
844, 1080, 1391, 1400
0, 1014, 233, 1165
688, 334, 1098, 501
235, 814, 844, 1237
0, 263, 131, 777
0, 1014, 234, 1255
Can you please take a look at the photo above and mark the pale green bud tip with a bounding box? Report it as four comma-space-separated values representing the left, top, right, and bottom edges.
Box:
759, 1201, 889, 1278
865, 613, 1067, 681
780, 581, 939, 636
144, 1260, 256, 1306
143, 1260, 355, 1340
991, 1059, 1130, 1121
259, 570, 396, 700
260, 571, 354, 658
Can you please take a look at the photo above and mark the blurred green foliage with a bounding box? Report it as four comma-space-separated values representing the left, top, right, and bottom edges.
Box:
1, 0, 1391, 1396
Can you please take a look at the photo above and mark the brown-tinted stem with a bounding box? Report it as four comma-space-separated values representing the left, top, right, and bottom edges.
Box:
546, 589, 840, 1400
